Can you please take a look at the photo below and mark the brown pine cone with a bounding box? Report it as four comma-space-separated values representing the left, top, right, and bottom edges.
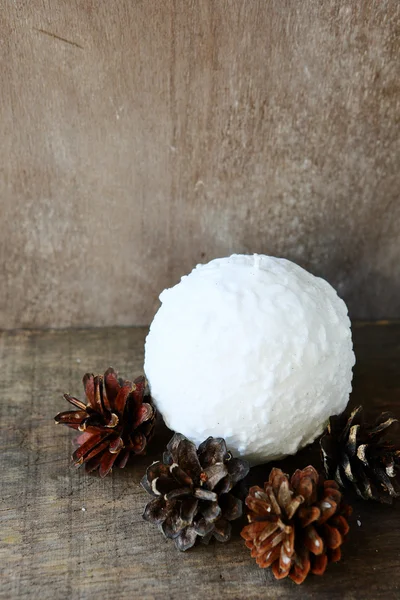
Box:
241, 466, 351, 584
321, 405, 400, 503
141, 433, 249, 551
55, 367, 155, 477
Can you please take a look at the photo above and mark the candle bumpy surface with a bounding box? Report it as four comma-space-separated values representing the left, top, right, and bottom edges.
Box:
145, 254, 355, 465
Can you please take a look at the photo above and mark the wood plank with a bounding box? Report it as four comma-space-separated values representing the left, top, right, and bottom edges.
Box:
1, 1, 400, 329
1, 323, 400, 599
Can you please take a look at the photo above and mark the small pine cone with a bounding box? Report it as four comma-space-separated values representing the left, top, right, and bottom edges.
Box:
241, 466, 351, 584
141, 433, 249, 551
321, 405, 400, 503
55, 367, 155, 477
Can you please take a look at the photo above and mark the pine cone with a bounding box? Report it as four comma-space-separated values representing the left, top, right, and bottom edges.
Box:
141, 433, 249, 551
241, 466, 351, 584
55, 367, 155, 477
321, 405, 400, 503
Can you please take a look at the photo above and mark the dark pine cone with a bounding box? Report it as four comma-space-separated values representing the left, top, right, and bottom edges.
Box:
55, 367, 155, 477
241, 466, 351, 584
321, 405, 400, 503
141, 433, 250, 551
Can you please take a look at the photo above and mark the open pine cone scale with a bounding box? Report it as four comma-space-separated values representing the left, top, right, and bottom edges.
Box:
55, 368, 155, 477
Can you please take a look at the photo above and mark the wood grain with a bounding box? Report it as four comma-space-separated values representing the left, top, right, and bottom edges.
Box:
0, 1, 399, 328
1, 323, 399, 599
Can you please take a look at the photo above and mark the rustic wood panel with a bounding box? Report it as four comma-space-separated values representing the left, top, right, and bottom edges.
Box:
0, 1, 399, 328
1, 323, 399, 599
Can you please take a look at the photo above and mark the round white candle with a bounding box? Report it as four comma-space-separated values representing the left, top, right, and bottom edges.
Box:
144, 254, 355, 465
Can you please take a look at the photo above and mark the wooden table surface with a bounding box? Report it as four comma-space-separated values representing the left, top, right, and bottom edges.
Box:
1, 323, 399, 599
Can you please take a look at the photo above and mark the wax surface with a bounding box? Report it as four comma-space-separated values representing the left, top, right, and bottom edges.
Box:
144, 254, 355, 465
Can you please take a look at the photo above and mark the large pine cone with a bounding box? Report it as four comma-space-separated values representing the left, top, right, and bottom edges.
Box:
55, 368, 155, 477
241, 466, 351, 584
141, 433, 249, 551
321, 405, 400, 503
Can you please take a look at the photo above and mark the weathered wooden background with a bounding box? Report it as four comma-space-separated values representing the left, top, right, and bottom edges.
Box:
1, 1, 399, 328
